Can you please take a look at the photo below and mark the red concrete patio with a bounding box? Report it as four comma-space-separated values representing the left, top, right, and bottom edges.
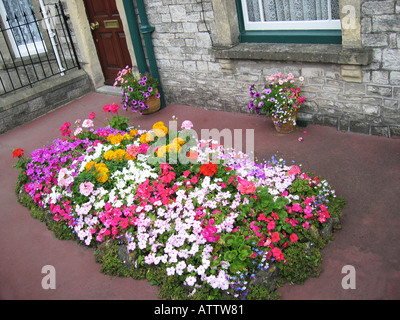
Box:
1, 91, 399, 300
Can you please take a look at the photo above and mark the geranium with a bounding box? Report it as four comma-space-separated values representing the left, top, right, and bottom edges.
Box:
248, 73, 306, 125
12, 148, 24, 158
103, 103, 120, 114
199, 162, 218, 176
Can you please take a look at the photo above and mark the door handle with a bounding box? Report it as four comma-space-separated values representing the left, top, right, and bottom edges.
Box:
90, 21, 99, 30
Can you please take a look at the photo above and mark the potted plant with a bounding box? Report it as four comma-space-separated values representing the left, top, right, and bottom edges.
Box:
248, 73, 306, 133
114, 66, 161, 115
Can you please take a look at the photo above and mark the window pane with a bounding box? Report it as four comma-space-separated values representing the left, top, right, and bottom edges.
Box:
246, 0, 340, 22
2, 0, 43, 47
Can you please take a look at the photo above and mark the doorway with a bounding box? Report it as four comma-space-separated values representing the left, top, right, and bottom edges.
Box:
83, 0, 132, 85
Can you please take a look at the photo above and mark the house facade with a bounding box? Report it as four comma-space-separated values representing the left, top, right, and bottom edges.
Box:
140, 0, 400, 137
2, 0, 399, 137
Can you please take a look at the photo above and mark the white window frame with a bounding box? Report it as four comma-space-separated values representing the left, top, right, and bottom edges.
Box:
0, 0, 46, 57
241, 0, 342, 31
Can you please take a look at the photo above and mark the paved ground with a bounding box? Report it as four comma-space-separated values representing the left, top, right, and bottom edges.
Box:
1, 91, 400, 300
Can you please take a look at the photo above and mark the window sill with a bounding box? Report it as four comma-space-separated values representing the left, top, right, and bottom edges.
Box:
211, 43, 372, 66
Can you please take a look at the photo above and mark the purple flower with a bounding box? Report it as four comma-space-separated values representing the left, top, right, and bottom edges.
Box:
263, 88, 272, 95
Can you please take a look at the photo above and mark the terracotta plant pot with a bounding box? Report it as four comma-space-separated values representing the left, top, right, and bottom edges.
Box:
142, 89, 161, 115
271, 110, 298, 134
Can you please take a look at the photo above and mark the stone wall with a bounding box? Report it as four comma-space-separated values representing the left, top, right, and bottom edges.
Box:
144, 0, 400, 137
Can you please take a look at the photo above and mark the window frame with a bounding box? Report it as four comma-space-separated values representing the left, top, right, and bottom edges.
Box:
236, 0, 342, 44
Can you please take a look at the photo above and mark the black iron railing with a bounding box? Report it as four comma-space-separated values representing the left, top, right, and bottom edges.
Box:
0, 1, 80, 96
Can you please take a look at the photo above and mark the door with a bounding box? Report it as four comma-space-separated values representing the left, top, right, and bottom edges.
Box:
84, 0, 132, 85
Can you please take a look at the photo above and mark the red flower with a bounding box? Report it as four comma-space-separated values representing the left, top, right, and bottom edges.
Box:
271, 232, 280, 243
272, 247, 284, 261
290, 233, 299, 242
12, 148, 24, 158
103, 103, 120, 114
199, 162, 218, 176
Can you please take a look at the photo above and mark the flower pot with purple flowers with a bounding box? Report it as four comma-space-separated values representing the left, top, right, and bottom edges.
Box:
248, 73, 306, 134
114, 66, 161, 115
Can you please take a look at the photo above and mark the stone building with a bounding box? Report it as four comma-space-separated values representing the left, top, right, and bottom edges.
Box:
2, 0, 399, 137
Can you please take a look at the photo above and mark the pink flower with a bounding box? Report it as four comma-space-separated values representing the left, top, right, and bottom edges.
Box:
237, 179, 256, 195
288, 165, 301, 176
126, 144, 139, 157
290, 233, 299, 242
89, 112, 96, 119
267, 220, 275, 231
82, 119, 94, 128
74, 127, 82, 136
138, 143, 150, 154
201, 224, 220, 242
183, 170, 191, 177
298, 137, 303, 142
79, 182, 94, 197
292, 203, 303, 213
181, 120, 193, 130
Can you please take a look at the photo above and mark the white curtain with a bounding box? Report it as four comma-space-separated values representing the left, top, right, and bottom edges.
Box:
246, 0, 340, 22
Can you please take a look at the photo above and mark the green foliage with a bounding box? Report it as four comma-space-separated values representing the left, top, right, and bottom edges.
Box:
278, 242, 322, 285
107, 115, 130, 131
247, 285, 281, 300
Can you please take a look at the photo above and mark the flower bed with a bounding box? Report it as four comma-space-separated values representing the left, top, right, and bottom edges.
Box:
13, 105, 345, 300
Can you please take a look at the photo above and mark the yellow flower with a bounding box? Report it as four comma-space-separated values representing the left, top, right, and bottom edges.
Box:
103, 150, 116, 160
140, 132, 154, 144
152, 121, 165, 129
95, 164, 109, 183
85, 161, 96, 172
168, 141, 181, 153
114, 149, 127, 160
107, 133, 124, 145
172, 137, 185, 145
156, 145, 168, 157
85, 161, 109, 183
153, 121, 169, 138
129, 129, 138, 137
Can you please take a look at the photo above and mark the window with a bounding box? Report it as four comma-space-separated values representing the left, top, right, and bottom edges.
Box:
0, 0, 46, 57
237, 0, 342, 44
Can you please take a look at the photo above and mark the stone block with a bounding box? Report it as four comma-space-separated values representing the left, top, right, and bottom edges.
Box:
249, 264, 279, 293
382, 49, 400, 70
361, 34, 388, 47
390, 125, 400, 137
389, 71, 400, 85
367, 85, 393, 97
323, 115, 340, 128
350, 120, 369, 134
371, 70, 389, 84
362, 0, 395, 15
342, 65, 363, 83
372, 15, 400, 33
370, 125, 390, 137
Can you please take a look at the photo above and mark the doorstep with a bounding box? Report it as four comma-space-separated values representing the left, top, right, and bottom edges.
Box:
96, 85, 122, 96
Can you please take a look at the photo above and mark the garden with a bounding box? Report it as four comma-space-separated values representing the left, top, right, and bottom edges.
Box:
12, 71, 345, 300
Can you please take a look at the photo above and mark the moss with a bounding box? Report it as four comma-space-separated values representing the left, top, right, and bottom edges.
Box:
277, 241, 322, 285
247, 284, 281, 300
